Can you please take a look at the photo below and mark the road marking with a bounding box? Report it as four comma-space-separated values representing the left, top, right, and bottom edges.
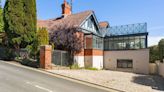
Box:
26, 81, 53, 92
35, 85, 53, 92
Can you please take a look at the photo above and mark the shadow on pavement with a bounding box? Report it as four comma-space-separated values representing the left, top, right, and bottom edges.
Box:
132, 75, 164, 91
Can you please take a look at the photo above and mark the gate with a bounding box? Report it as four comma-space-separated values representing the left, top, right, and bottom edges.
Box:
52, 50, 69, 66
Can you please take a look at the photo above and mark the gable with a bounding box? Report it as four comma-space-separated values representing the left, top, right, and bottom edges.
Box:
80, 14, 100, 35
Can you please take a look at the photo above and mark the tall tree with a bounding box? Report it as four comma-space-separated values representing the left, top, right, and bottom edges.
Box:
3, 0, 25, 49
22, 0, 37, 47
0, 0, 4, 32
158, 39, 164, 62
3, 0, 37, 49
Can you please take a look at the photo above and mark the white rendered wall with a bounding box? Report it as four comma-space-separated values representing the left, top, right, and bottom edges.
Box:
74, 56, 84, 67
92, 56, 103, 69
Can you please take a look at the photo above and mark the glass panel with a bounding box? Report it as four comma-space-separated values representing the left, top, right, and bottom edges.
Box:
92, 35, 103, 50
104, 35, 147, 50
106, 23, 147, 36
85, 35, 92, 49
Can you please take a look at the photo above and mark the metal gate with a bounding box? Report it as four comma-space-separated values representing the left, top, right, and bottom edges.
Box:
52, 50, 69, 66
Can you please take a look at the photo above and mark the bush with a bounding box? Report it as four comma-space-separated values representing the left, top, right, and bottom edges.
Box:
85, 67, 98, 70
3, 48, 15, 61
21, 58, 39, 68
70, 63, 80, 69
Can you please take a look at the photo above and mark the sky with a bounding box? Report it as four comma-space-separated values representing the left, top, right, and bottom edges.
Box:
1, 0, 164, 46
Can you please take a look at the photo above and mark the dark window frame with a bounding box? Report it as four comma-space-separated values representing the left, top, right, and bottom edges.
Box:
117, 59, 133, 68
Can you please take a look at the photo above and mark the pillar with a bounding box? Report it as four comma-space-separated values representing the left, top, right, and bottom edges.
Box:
40, 45, 52, 69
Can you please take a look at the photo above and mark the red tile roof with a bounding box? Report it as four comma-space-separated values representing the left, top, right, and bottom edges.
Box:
99, 21, 109, 28
37, 10, 93, 32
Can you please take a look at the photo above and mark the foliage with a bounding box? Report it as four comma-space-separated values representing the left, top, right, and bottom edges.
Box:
70, 63, 80, 69
3, 0, 37, 49
4, 48, 15, 61
158, 39, 164, 62
0, 0, 3, 32
85, 67, 98, 70
149, 45, 159, 63
37, 27, 49, 46
50, 23, 84, 65
21, 58, 39, 68
21, 0, 37, 48
26, 28, 49, 60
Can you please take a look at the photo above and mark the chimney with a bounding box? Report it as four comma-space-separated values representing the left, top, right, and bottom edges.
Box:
61, 0, 72, 17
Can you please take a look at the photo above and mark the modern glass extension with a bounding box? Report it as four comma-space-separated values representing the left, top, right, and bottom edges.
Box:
83, 23, 148, 50
104, 23, 148, 50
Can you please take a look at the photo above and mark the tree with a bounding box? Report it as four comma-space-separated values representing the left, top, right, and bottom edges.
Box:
50, 23, 84, 65
3, 0, 25, 49
149, 45, 159, 63
158, 39, 164, 62
21, 0, 37, 48
3, 0, 37, 49
0, 0, 3, 32
27, 28, 49, 59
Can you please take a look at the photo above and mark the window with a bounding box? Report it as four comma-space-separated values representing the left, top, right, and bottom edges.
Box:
117, 59, 133, 68
104, 35, 147, 50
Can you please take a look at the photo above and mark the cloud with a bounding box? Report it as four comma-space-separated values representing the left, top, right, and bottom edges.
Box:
148, 36, 164, 46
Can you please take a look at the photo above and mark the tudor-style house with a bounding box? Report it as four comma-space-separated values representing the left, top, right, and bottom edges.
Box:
38, 0, 149, 74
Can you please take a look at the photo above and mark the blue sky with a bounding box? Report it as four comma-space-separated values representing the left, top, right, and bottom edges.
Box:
1, 0, 164, 46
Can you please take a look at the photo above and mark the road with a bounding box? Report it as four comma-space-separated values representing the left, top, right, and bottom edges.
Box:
0, 61, 109, 92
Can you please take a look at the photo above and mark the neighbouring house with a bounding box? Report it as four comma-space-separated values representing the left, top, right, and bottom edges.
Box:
37, 0, 149, 74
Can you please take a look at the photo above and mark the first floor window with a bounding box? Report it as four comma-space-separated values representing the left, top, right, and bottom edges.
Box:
117, 59, 133, 68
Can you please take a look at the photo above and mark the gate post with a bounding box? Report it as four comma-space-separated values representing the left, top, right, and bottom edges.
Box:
40, 45, 52, 69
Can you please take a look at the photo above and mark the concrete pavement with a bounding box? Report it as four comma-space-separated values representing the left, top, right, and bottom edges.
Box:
0, 61, 111, 92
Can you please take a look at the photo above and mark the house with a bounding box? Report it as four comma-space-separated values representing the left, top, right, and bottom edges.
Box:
37, 0, 149, 74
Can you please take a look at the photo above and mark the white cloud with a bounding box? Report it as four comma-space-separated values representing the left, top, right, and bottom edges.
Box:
148, 36, 164, 46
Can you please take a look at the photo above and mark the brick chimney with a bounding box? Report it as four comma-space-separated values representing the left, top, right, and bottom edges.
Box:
61, 0, 72, 17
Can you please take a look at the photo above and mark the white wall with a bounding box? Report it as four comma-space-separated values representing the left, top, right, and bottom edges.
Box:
149, 63, 158, 74
92, 56, 103, 69
159, 63, 164, 77
74, 56, 84, 67
104, 49, 149, 74
84, 56, 92, 68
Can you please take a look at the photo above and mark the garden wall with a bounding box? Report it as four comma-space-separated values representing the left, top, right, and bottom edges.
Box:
159, 63, 164, 78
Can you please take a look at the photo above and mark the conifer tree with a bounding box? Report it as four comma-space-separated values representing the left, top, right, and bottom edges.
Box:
3, 0, 25, 49
0, 0, 3, 32
3, 0, 37, 49
22, 0, 37, 47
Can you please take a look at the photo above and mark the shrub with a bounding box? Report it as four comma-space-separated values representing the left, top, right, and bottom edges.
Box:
25, 28, 49, 60
21, 58, 39, 68
158, 39, 164, 62
85, 67, 98, 71
70, 63, 80, 69
4, 48, 15, 61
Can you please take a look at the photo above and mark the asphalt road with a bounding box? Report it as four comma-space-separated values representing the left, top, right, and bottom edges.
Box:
0, 61, 109, 92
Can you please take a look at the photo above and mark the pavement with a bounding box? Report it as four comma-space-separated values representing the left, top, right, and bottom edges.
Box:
0, 60, 112, 92
48, 69, 164, 92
